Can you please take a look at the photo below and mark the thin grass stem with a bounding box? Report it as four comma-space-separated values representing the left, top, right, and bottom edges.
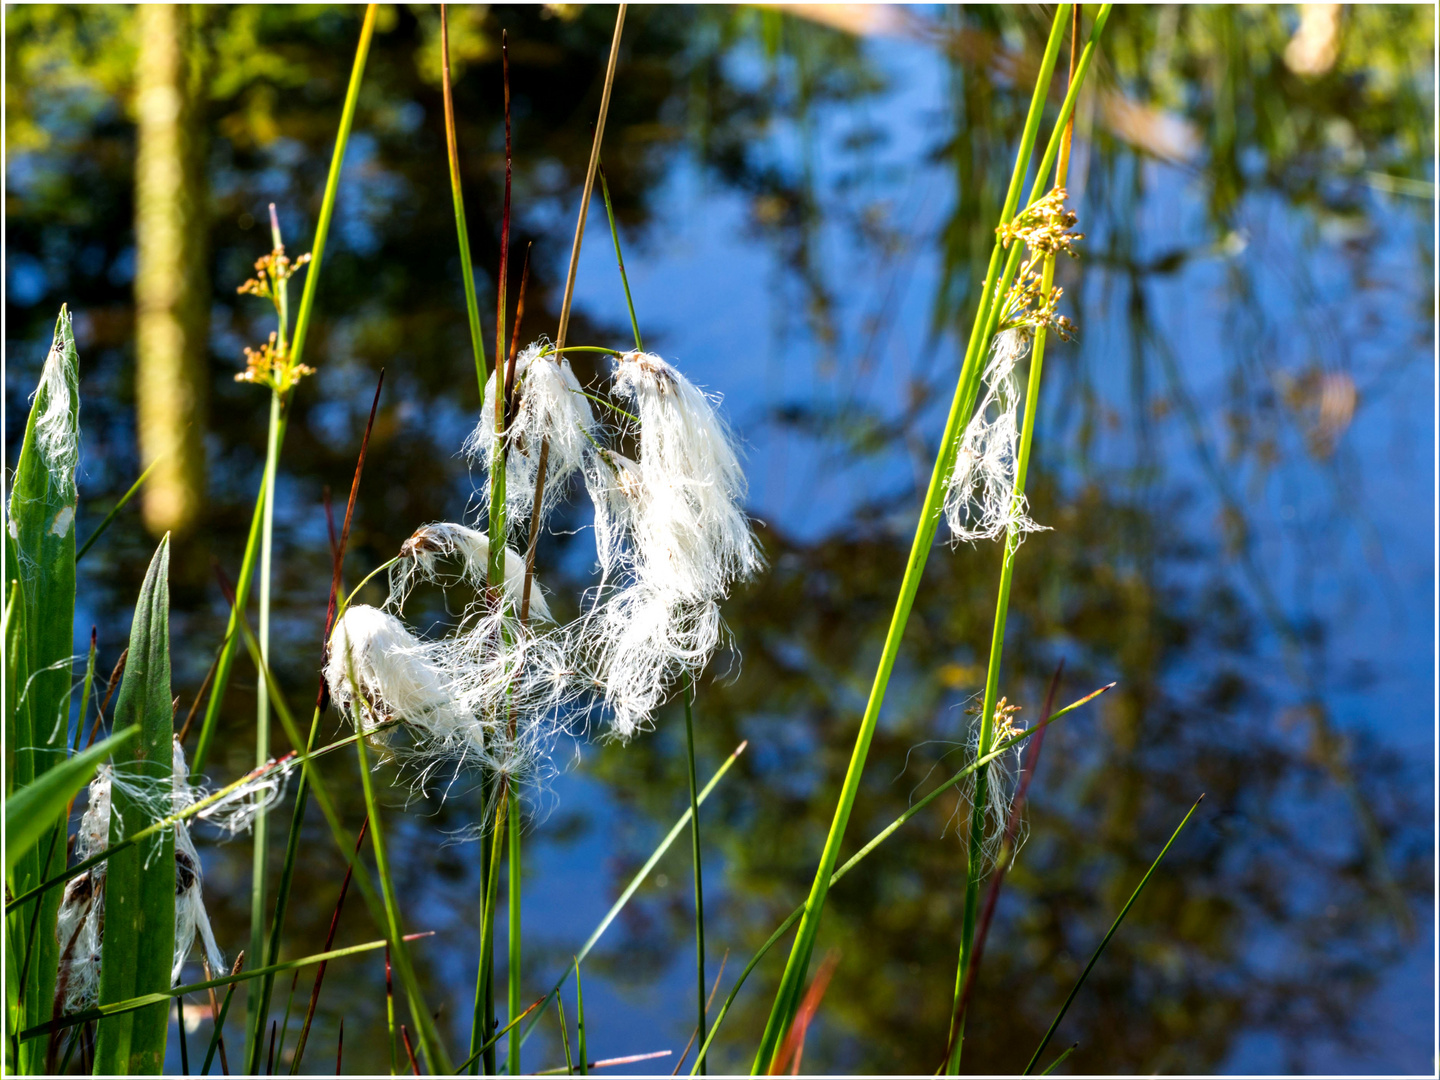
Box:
598, 163, 642, 351
683, 678, 707, 1074
947, 12, 1110, 1069
440, 3, 489, 401
1021, 796, 1204, 1074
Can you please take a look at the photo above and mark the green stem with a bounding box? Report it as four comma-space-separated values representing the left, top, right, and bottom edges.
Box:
507, 792, 522, 1075
440, 3, 490, 405
749, 9, 1075, 1073
247, 388, 282, 1070
684, 676, 707, 1074
191, 2, 376, 773
351, 695, 452, 1074
598, 163, 642, 352
470, 784, 506, 1074
75, 456, 162, 562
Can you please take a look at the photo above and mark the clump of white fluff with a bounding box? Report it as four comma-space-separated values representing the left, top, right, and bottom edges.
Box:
387, 522, 550, 623
31, 308, 80, 502
608, 351, 762, 596
170, 741, 225, 987
326, 604, 467, 744
463, 342, 598, 534
581, 352, 761, 740
944, 328, 1047, 544
326, 603, 575, 796
56, 738, 226, 1012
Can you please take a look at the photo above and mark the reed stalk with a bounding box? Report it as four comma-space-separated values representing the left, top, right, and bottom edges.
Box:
946, 9, 1111, 1070
750, 8, 1076, 1071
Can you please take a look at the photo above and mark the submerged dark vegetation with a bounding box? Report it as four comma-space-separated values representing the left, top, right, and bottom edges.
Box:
5, 4, 1432, 1076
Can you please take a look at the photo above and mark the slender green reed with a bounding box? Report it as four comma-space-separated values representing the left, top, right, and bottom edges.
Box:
440, 3, 490, 405
471, 789, 506, 1074
192, 1, 376, 772
749, 8, 1075, 1071
1022, 796, 1203, 1074
439, 11, 504, 1068
22, 937, 411, 1041
574, 960, 587, 1077
557, 992, 574, 1074
1038, 1043, 1078, 1075
695, 684, 1109, 1073
947, 9, 1112, 1070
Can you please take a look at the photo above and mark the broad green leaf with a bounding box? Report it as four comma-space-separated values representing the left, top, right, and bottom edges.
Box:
94, 537, 174, 1075
5, 306, 79, 1074
5, 727, 137, 875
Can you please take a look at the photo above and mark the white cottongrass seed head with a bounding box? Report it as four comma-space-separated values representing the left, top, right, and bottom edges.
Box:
464, 342, 599, 534
944, 328, 1047, 544
387, 522, 550, 623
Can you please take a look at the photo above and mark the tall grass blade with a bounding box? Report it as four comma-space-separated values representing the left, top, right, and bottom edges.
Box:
351, 678, 453, 1074
192, 2, 377, 772
683, 681, 708, 1074
252, 371, 384, 1067
440, 2, 490, 402
507, 791, 522, 1075
1021, 795, 1204, 1074
5, 306, 80, 1073
750, 10, 1076, 1070
574, 959, 586, 1077
94, 537, 176, 1075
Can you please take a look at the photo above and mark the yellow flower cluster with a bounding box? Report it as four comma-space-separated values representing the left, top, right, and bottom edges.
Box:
995, 186, 1082, 342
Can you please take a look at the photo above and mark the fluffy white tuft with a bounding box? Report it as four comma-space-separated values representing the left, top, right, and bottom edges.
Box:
463, 342, 598, 535
577, 351, 760, 740
944, 328, 1047, 544
30, 310, 80, 502
387, 522, 550, 623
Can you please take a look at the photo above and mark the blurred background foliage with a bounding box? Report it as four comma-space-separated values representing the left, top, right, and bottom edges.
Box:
5, 4, 1434, 1074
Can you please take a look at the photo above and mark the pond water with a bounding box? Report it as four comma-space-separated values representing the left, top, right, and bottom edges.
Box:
6, 6, 1434, 1075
